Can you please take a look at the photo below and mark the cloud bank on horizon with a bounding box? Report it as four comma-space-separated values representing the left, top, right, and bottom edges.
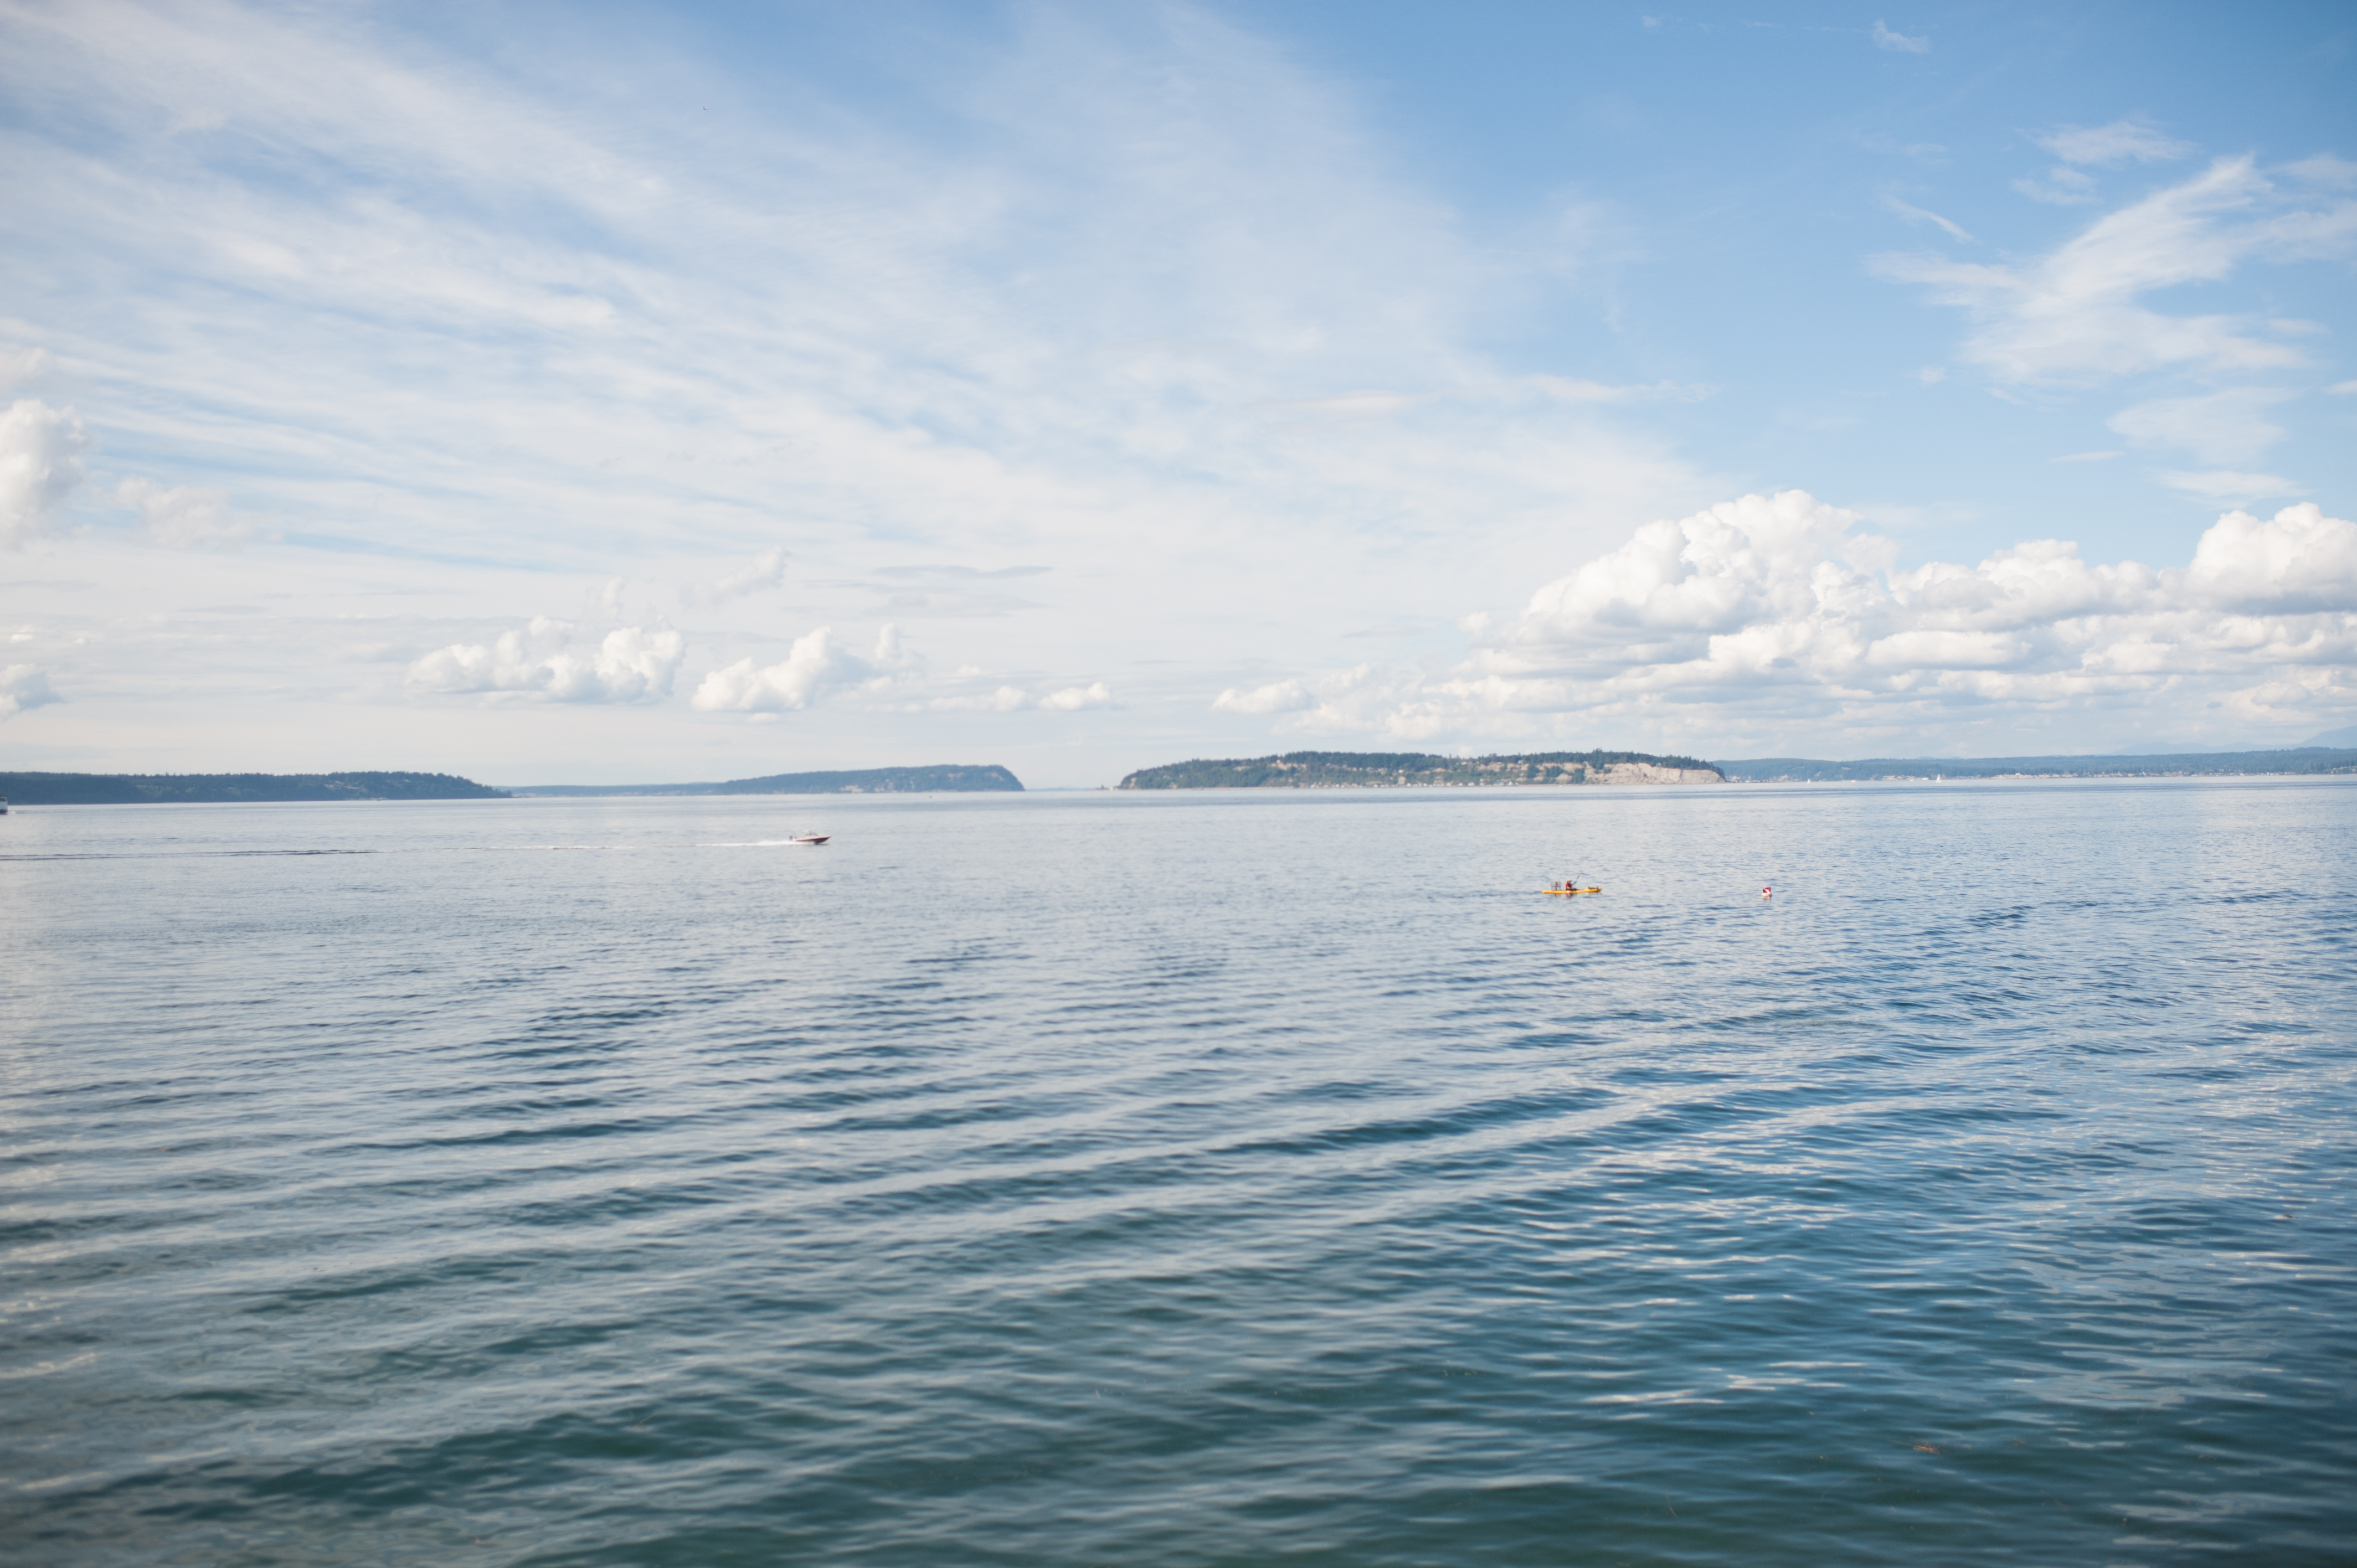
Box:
0, 1, 2352, 780
1222, 492, 2357, 747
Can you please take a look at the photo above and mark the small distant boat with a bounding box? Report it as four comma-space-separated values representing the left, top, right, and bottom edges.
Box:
788, 832, 830, 845
1544, 885, 1602, 895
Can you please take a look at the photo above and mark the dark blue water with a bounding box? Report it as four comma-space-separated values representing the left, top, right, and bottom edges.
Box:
4, 780, 2355, 1565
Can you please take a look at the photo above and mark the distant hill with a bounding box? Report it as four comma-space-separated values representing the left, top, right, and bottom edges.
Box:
507, 764, 1023, 796
2307, 723, 2357, 749
1713, 749, 2357, 782
0, 771, 508, 806
1118, 750, 1723, 789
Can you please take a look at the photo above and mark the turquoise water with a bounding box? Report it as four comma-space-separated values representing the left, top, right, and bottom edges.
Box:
3, 780, 2354, 1564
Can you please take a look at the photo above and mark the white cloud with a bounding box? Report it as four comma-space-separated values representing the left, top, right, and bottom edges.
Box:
0, 346, 56, 395
1872, 20, 1929, 54
691, 624, 909, 713
1882, 195, 1973, 242
1233, 491, 2357, 747
2159, 470, 2302, 504
2013, 166, 2100, 206
2108, 388, 2292, 465
1213, 678, 1316, 714
0, 663, 61, 719
929, 683, 1036, 713
686, 546, 792, 605
1, 399, 89, 548
927, 677, 1116, 712
408, 616, 685, 702
0, 1, 1703, 659
2184, 502, 2357, 611
2035, 119, 2194, 168
112, 477, 258, 546
2327, 380, 2357, 396
1878, 157, 2357, 382
1038, 680, 1115, 710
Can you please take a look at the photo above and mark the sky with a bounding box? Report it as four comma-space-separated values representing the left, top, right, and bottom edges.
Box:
2, 0, 2354, 787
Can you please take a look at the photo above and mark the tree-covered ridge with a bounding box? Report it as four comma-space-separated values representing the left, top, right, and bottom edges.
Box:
0, 771, 508, 805
507, 764, 1024, 796
1715, 749, 2357, 782
712, 765, 1022, 794
1118, 750, 1723, 789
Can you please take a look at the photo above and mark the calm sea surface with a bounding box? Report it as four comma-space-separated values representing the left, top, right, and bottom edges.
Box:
4, 780, 2355, 1565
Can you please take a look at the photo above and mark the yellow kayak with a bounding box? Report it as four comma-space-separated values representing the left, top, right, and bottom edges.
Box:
1544, 887, 1603, 895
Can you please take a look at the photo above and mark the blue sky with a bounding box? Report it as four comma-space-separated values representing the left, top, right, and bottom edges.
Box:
2, 1, 2353, 783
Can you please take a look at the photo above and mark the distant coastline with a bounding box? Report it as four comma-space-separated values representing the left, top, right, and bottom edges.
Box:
8, 751, 2350, 808
0, 771, 507, 806
1712, 748, 2357, 782
505, 764, 1024, 797
1118, 750, 1725, 789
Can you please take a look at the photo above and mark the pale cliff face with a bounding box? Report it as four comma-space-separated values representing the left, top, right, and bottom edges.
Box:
1590, 763, 1725, 785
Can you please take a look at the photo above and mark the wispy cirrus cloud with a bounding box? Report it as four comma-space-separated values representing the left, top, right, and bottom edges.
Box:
1877, 157, 2357, 383
2108, 388, 2293, 467
0, 0, 1701, 777
2158, 470, 2303, 506
1871, 20, 1929, 54
2034, 119, 2195, 169
112, 478, 259, 547
1881, 195, 1973, 243
683, 546, 792, 606
2014, 118, 2194, 204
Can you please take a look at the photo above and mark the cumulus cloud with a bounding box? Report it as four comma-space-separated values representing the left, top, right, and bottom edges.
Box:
408, 617, 685, 702
1878, 157, 2357, 382
928, 677, 1117, 712
1038, 680, 1115, 711
1, 663, 61, 719
1, 399, 89, 548
113, 477, 258, 546
691, 624, 912, 713
1213, 677, 1317, 715
1238, 491, 2357, 745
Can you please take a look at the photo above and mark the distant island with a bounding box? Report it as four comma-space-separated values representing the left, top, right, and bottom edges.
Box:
507, 764, 1024, 797
1118, 750, 1724, 789
1714, 749, 2357, 782
0, 771, 508, 806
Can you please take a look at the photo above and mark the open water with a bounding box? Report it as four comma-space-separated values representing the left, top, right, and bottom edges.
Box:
3, 780, 2355, 1565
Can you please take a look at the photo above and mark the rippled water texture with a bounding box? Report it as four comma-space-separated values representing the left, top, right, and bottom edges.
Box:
4, 781, 2355, 1565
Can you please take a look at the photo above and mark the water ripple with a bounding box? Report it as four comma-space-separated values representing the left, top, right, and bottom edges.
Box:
3, 781, 2355, 1564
